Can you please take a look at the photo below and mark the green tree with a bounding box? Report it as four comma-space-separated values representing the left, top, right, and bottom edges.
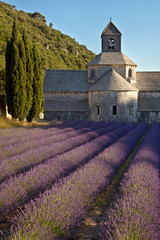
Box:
22, 30, 34, 117
27, 44, 43, 122
49, 22, 53, 28
0, 69, 6, 95
5, 19, 27, 119
30, 12, 46, 23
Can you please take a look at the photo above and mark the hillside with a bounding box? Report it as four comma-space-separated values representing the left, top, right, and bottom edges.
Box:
0, 1, 96, 94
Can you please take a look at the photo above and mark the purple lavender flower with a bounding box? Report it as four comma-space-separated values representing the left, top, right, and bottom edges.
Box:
0, 122, 125, 182
8, 123, 150, 240
99, 123, 160, 240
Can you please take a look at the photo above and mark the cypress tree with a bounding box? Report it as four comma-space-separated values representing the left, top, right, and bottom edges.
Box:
22, 30, 34, 117
27, 44, 43, 122
5, 19, 27, 119
18, 35, 27, 120
5, 39, 12, 112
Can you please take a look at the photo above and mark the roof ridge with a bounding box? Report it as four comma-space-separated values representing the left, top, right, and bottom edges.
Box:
46, 69, 87, 72
101, 20, 122, 37
96, 67, 113, 82
111, 69, 138, 90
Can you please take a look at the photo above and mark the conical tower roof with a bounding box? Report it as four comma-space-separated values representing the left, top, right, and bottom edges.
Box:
87, 52, 137, 67
89, 68, 138, 92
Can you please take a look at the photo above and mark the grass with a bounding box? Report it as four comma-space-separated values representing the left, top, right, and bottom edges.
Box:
0, 116, 69, 128
0, 116, 23, 128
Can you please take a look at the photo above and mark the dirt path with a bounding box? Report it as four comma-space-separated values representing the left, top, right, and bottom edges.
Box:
78, 207, 104, 240
78, 182, 119, 240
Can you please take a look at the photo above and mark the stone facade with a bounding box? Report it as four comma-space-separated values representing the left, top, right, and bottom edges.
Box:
43, 20, 160, 123
44, 91, 89, 121
89, 91, 138, 122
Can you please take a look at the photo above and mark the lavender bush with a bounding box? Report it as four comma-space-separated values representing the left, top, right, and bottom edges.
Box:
96, 122, 148, 170
9, 159, 113, 240
99, 123, 160, 240
0, 122, 125, 182
0, 122, 137, 218
7, 123, 149, 240
0, 123, 109, 159
0, 120, 102, 149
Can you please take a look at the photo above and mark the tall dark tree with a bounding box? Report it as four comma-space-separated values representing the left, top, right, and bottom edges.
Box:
27, 44, 43, 122
18, 34, 27, 120
0, 69, 6, 95
22, 30, 34, 117
5, 19, 27, 119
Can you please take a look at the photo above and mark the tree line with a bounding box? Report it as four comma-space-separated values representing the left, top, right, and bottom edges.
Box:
5, 19, 43, 122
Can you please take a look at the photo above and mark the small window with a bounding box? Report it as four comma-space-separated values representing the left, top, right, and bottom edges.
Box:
129, 105, 133, 116
91, 69, 95, 79
96, 105, 100, 116
112, 105, 117, 115
129, 68, 134, 78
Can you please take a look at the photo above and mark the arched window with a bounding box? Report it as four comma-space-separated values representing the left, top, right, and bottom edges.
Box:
96, 104, 100, 116
91, 69, 95, 79
128, 68, 134, 78
129, 105, 133, 116
128, 68, 132, 78
112, 105, 117, 115
108, 38, 115, 49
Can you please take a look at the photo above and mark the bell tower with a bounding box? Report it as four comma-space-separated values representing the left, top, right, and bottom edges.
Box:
101, 19, 121, 52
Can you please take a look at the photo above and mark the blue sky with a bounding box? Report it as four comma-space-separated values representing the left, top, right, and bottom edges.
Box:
2, 0, 160, 71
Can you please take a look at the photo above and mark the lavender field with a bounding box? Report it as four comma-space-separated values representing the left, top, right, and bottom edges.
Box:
0, 120, 159, 240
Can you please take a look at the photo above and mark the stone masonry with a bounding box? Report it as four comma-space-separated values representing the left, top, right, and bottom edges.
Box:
43, 20, 160, 123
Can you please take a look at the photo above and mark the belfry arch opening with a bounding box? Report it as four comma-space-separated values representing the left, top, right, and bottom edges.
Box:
108, 38, 115, 49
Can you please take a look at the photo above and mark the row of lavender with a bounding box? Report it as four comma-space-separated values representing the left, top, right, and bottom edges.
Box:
99, 123, 160, 240
0, 122, 135, 219
8, 123, 148, 239
0, 120, 106, 149
0, 122, 125, 183
0, 121, 112, 159
0, 120, 106, 148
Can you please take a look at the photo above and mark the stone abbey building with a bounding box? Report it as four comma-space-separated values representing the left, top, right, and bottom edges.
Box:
43, 20, 160, 123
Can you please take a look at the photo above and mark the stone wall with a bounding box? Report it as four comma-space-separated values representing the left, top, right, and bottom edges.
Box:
137, 91, 160, 123
87, 65, 136, 83
44, 111, 89, 121
88, 91, 138, 122
101, 35, 121, 52
44, 92, 89, 121
87, 66, 111, 83
137, 111, 160, 123
138, 92, 160, 111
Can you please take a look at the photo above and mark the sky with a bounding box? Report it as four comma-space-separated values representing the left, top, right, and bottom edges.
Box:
1, 0, 160, 71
